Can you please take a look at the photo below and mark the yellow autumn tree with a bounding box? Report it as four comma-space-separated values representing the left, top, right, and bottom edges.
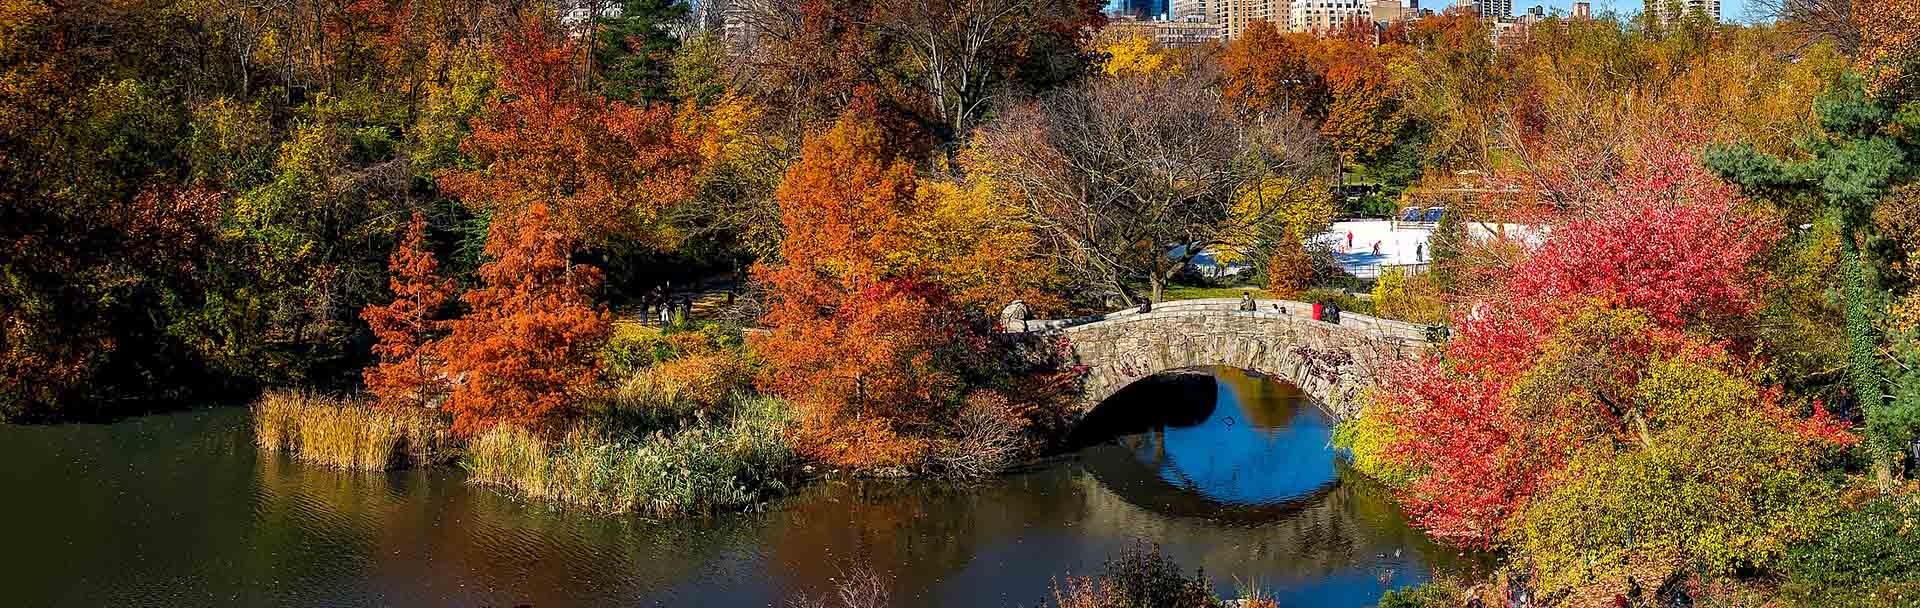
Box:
1322, 60, 1404, 167
1854, 0, 1920, 94
1217, 176, 1336, 269
1098, 33, 1170, 77
901, 148, 1063, 312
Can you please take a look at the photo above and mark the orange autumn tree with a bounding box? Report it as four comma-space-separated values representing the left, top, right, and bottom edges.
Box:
1219, 20, 1329, 117
437, 205, 611, 436
1321, 54, 1404, 168
1265, 235, 1314, 297
438, 12, 697, 248
754, 110, 1036, 470
361, 212, 454, 410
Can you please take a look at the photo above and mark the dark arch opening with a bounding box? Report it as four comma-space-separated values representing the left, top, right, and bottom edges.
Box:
1065, 369, 1219, 450
1068, 367, 1344, 522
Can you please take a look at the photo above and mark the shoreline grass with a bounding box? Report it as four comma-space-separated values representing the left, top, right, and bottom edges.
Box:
464, 393, 799, 517
252, 390, 457, 471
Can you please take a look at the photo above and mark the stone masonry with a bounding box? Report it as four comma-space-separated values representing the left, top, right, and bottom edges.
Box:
1005, 298, 1434, 421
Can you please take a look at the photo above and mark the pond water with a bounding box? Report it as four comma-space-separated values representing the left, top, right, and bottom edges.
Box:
0, 367, 1477, 607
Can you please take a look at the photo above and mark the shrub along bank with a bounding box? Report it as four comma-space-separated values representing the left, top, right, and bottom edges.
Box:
252, 386, 803, 517
254, 308, 1075, 516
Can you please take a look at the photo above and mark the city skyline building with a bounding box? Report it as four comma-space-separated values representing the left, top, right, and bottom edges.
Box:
1372, 0, 1406, 22
1171, 0, 1212, 20
1645, 0, 1722, 22
1288, 0, 1373, 32
1106, 15, 1225, 45
1107, 0, 1172, 19
1214, 0, 1277, 39
1471, 0, 1513, 18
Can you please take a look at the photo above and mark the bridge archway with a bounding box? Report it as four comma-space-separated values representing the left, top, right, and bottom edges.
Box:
1004, 298, 1432, 424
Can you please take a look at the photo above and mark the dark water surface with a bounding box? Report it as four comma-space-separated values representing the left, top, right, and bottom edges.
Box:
0, 368, 1476, 607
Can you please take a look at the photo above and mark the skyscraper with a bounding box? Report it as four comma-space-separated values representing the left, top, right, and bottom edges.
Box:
1472, 0, 1511, 18
1107, 0, 1172, 19
1171, 0, 1211, 20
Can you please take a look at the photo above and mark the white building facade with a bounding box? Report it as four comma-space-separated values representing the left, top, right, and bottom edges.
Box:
1288, 0, 1373, 32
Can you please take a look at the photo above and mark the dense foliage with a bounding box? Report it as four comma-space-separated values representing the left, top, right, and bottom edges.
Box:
8, 0, 1920, 603
1780, 495, 1920, 607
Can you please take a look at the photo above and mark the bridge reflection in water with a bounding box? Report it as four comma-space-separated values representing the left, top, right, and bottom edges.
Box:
1050, 366, 1480, 607
1079, 368, 1340, 517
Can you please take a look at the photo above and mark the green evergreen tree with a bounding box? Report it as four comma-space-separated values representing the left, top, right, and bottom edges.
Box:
1706, 73, 1920, 485
594, 0, 690, 102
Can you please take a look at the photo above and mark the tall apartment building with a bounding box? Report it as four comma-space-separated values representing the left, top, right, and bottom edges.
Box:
1214, 0, 1277, 39
1645, 0, 1721, 23
1572, 1, 1591, 17
1288, 0, 1373, 32
1472, 0, 1512, 18
558, 0, 618, 28
1371, 0, 1405, 22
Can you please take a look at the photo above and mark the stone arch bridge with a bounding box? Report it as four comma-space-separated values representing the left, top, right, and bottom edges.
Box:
1001, 298, 1437, 421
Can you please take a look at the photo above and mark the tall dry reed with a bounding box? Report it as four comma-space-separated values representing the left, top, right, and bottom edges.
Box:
252, 390, 456, 471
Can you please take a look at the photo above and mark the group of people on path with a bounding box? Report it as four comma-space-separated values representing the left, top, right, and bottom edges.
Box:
639, 282, 695, 327
636, 274, 748, 327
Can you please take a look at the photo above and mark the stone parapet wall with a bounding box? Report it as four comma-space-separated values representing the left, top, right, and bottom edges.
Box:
1007, 299, 1435, 421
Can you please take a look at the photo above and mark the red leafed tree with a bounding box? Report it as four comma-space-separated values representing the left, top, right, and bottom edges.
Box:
437, 204, 610, 436
1374, 356, 1531, 543
1499, 139, 1781, 333
1372, 145, 1784, 546
361, 212, 454, 410
438, 12, 696, 248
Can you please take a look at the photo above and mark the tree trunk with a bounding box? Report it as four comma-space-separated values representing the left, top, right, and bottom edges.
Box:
1629, 408, 1656, 451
